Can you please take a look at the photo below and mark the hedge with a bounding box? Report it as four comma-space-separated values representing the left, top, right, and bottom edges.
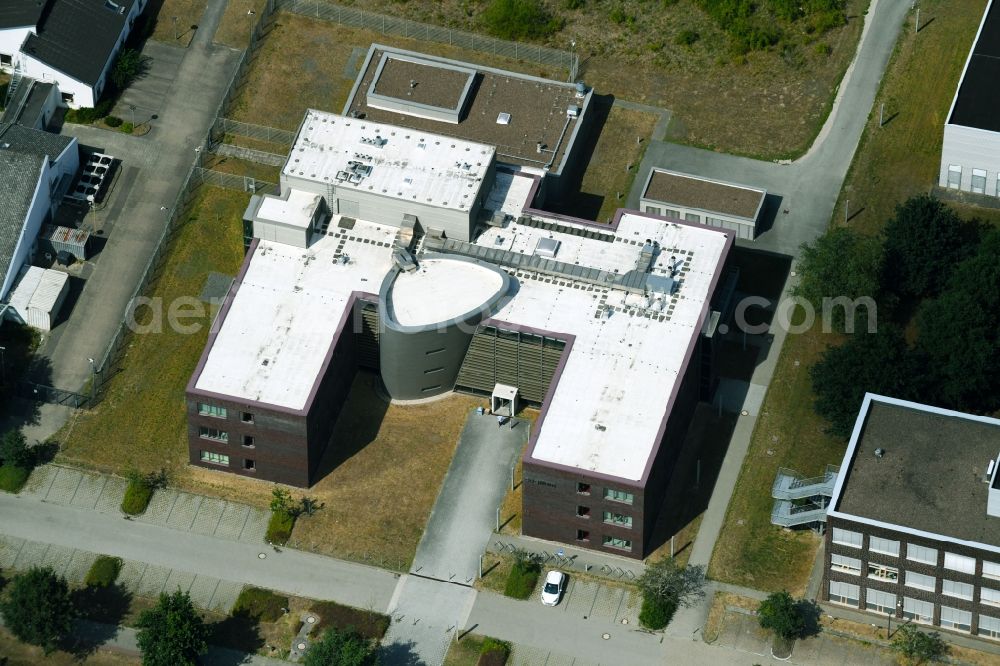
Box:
503, 559, 540, 600
84, 556, 122, 588
0, 464, 30, 493
312, 600, 390, 640
104, 116, 123, 127
638, 594, 677, 630
266, 510, 295, 545
232, 587, 288, 622
479, 637, 511, 665
120, 478, 154, 515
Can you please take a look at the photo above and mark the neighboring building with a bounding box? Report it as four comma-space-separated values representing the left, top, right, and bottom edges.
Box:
6, 265, 69, 331
0, 79, 60, 129
187, 110, 737, 558
940, 0, 1000, 196
0, 0, 148, 109
639, 168, 766, 240
0, 122, 79, 302
824, 394, 1000, 641
344, 45, 594, 198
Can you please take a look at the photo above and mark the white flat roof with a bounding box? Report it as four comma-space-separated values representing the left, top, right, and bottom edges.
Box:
387, 257, 504, 327
257, 190, 321, 229
284, 110, 495, 213
196, 178, 730, 479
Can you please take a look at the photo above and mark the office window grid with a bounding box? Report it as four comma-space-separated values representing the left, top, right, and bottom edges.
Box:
198, 403, 227, 418
940, 605, 972, 632
972, 168, 987, 194
866, 588, 897, 615
983, 561, 1000, 581
602, 511, 633, 528
982, 587, 1000, 607
868, 563, 898, 582
869, 536, 900, 557
602, 535, 632, 551
603, 488, 634, 505
944, 552, 976, 574
902, 597, 934, 625
829, 580, 859, 607
905, 570, 935, 592
832, 527, 862, 548
200, 451, 229, 466
199, 426, 228, 442
980, 614, 1000, 639
941, 579, 973, 601
830, 554, 861, 575
906, 543, 937, 565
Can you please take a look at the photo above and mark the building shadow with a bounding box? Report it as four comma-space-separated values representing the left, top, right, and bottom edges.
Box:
754, 193, 785, 237
311, 371, 390, 483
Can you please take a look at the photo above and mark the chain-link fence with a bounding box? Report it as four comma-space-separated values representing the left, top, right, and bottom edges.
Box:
213, 142, 288, 167
276, 0, 577, 79
212, 117, 295, 147
193, 167, 278, 194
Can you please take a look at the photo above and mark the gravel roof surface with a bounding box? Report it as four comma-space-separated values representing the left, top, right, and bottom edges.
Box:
643, 170, 764, 220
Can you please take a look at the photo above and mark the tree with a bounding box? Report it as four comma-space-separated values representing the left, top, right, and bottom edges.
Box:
135, 590, 209, 666
0, 567, 76, 653
891, 624, 947, 664
637, 558, 705, 610
480, 0, 563, 41
757, 591, 803, 640
303, 627, 374, 666
111, 48, 148, 91
0, 430, 34, 468
881, 195, 980, 299
915, 228, 1000, 413
810, 325, 919, 437
794, 228, 883, 331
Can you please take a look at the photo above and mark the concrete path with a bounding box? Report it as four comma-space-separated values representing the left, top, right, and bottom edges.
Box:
380, 410, 525, 665
0, 490, 398, 611
40, 0, 240, 400
111, 40, 185, 124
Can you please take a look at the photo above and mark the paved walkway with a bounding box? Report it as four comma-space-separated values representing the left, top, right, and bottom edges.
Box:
381, 410, 525, 665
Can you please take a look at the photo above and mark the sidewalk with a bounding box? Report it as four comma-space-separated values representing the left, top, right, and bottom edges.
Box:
487, 533, 645, 580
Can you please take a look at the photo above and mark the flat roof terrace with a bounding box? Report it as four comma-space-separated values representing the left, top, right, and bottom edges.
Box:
347, 47, 586, 172
833, 398, 1000, 547
643, 169, 765, 221
949, 0, 1000, 132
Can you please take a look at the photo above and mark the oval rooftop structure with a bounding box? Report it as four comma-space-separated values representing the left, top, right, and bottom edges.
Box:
387, 257, 507, 327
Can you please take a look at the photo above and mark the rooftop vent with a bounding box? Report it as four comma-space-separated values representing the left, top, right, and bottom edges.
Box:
496, 112, 511, 125
567, 105, 580, 118
534, 237, 560, 259
874, 448, 886, 459
575, 81, 587, 97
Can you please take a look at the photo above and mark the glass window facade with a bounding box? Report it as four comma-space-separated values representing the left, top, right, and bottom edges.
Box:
602, 511, 633, 528
830, 554, 861, 575
603, 488, 634, 505
906, 543, 937, 565
941, 579, 973, 601
944, 552, 975, 574
198, 403, 227, 418
602, 535, 632, 551
940, 606, 971, 632
905, 570, 935, 592
869, 536, 900, 557
902, 597, 934, 624
829, 581, 859, 606
199, 426, 228, 442
865, 588, 896, 614
832, 527, 862, 548
200, 451, 229, 466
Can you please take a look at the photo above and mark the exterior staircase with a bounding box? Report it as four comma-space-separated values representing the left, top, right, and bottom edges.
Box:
4, 61, 24, 110
770, 465, 839, 528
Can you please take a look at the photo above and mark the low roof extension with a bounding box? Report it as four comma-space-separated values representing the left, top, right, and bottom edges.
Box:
345, 46, 590, 175
641, 168, 766, 222
191, 168, 732, 482
947, 0, 1000, 133
828, 394, 1000, 554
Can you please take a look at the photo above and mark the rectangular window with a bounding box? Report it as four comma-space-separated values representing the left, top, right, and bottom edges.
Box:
941, 579, 973, 601
200, 451, 229, 466
576, 530, 590, 542
423, 367, 444, 375
832, 527, 863, 548
243, 459, 255, 471
828, 580, 859, 607
865, 588, 897, 615
869, 536, 900, 557
980, 614, 1000, 639
902, 597, 934, 625
981, 587, 1000, 607
61, 92, 75, 104
425, 348, 446, 356
947, 164, 962, 189
576, 506, 591, 518
242, 435, 255, 448
907, 543, 937, 565
603, 488, 635, 505
602, 511, 633, 528
972, 168, 987, 194
830, 554, 861, 575
198, 403, 227, 419
241, 412, 254, 423
905, 570, 936, 592
577, 483, 591, 495
645, 205, 662, 216
198, 426, 228, 442
983, 561, 1000, 580
684, 212, 701, 223
868, 563, 898, 582
944, 552, 976, 574
421, 385, 442, 392
940, 606, 972, 632
664, 208, 680, 218
602, 536, 632, 551
0, 54, 12, 66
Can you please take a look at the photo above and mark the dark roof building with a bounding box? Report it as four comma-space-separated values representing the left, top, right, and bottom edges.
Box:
0, 150, 46, 296
0, 0, 45, 29
822, 394, 1000, 641
949, 0, 1000, 133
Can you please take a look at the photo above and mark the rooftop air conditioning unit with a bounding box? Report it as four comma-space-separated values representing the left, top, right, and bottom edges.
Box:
496, 112, 511, 125
567, 105, 580, 118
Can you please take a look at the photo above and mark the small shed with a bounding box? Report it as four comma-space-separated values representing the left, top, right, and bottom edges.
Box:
492, 383, 519, 417
40, 225, 90, 261
7, 266, 70, 331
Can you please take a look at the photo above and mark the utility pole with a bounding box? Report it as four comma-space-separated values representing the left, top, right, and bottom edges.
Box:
128, 103, 136, 129
172, 16, 178, 41
248, 10, 256, 48
915, 8, 920, 34
88, 357, 96, 404
845, 199, 850, 224
0, 346, 6, 387
879, 103, 884, 127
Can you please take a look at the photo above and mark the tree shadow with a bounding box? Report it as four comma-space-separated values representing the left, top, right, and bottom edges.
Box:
378, 639, 425, 666
795, 599, 822, 638
65, 584, 133, 656
209, 611, 265, 655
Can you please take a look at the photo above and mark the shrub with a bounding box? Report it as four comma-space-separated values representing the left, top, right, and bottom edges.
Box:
111, 48, 147, 90
266, 510, 295, 545
638, 594, 676, 630
757, 591, 804, 640
503, 558, 541, 600
85, 556, 122, 588
480, 0, 562, 41
104, 115, 123, 127
121, 478, 154, 515
303, 627, 374, 666
232, 587, 288, 622
676, 29, 700, 45
121, 122, 135, 134
814, 42, 832, 55
891, 623, 948, 663
0, 567, 76, 652
0, 465, 30, 493
563, 0, 585, 8
480, 637, 511, 665
312, 601, 390, 640
0, 430, 34, 468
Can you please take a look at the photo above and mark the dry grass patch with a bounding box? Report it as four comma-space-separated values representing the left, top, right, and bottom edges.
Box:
202, 153, 281, 183
444, 634, 488, 666
148, 0, 206, 48
708, 319, 846, 595
214, 0, 269, 49
57, 187, 249, 475
834, 0, 1000, 236
0, 628, 139, 666
229, 12, 562, 131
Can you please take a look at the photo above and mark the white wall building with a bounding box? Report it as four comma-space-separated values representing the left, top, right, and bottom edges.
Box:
940, 0, 1000, 197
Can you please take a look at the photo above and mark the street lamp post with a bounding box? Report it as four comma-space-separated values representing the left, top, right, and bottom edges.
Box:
0, 345, 6, 387
172, 16, 178, 41
247, 10, 255, 48
88, 357, 96, 404
128, 103, 136, 129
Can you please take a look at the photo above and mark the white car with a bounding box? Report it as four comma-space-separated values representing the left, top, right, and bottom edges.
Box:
540, 570, 566, 606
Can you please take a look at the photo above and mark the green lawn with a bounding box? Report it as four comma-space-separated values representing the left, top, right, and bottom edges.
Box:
57, 187, 249, 477
708, 0, 1000, 595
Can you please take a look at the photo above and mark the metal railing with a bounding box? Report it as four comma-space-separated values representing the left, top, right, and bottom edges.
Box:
770, 499, 830, 528
771, 465, 839, 501
212, 117, 295, 146
275, 0, 577, 79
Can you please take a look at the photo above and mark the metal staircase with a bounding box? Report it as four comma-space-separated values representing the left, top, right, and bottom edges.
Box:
4, 61, 24, 110
770, 465, 839, 528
